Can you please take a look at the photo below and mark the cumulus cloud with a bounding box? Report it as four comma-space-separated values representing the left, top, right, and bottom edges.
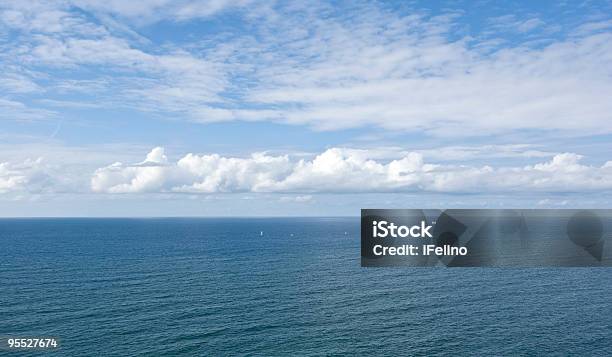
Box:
90, 147, 171, 193
3, 146, 611, 197
91, 147, 612, 194
0, 158, 54, 193
0, 163, 28, 193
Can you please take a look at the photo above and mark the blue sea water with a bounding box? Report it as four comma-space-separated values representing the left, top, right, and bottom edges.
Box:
1, 218, 611, 356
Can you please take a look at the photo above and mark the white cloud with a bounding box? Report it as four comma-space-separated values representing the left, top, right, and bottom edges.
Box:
90, 147, 612, 194
279, 195, 313, 203
0, 158, 53, 193
516, 18, 545, 33
90, 147, 170, 193
1, 1, 611, 137
89, 147, 172, 193
1, 1, 229, 119
0, 98, 56, 121
342, 144, 557, 162
537, 198, 569, 207
240, 6, 612, 135
70, 0, 253, 22
0, 162, 28, 193
488, 15, 545, 33
0, 0, 260, 27
143, 147, 168, 164
0, 72, 41, 93
2, 146, 610, 197
417, 144, 556, 161
574, 20, 612, 36
0, 1, 107, 35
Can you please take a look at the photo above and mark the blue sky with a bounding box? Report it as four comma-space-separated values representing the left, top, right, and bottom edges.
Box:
1, 0, 611, 216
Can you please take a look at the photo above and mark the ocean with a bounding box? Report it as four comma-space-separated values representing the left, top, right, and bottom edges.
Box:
1, 218, 611, 356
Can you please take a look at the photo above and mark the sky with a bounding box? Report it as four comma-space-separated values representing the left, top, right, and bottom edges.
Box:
1, 0, 611, 216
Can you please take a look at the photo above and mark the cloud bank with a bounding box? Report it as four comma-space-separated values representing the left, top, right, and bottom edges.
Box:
2, 146, 610, 197
90, 147, 612, 194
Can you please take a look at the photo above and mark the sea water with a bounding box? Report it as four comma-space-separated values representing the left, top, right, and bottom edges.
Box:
1, 218, 610, 355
